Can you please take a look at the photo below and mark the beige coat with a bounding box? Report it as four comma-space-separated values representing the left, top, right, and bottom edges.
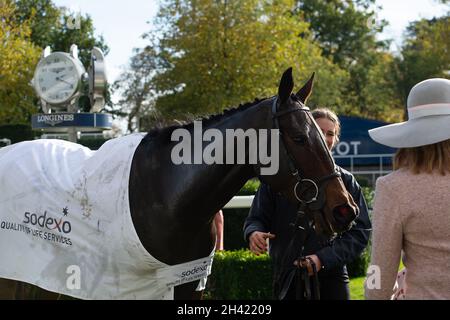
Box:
365, 168, 450, 300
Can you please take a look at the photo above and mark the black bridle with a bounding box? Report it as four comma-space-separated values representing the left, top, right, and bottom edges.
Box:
271, 96, 341, 208
272, 96, 341, 300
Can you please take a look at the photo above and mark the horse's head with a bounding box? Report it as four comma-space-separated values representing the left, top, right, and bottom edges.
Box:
259, 68, 358, 238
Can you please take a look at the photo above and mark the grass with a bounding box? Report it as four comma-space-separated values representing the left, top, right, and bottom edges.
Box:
350, 276, 366, 300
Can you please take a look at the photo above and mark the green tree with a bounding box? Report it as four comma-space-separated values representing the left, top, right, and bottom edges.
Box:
12, 0, 60, 49
13, 0, 109, 67
294, 0, 400, 121
393, 15, 450, 110
359, 52, 403, 122
112, 46, 159, 133
146, 0, 348, 120
0, 0, 41, 125
295, 0, 387, 67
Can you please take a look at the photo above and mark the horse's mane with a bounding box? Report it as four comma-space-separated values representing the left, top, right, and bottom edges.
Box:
142, 97, 267, 145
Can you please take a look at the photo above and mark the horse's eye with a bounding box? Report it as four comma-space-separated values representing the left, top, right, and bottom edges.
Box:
292, 135, 307, 145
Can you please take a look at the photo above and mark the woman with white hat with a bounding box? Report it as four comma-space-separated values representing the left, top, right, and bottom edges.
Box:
364, 78, 450, 300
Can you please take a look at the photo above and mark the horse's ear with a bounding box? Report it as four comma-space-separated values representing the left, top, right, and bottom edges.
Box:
296, 72, 315, 104
278, 67, 294, 104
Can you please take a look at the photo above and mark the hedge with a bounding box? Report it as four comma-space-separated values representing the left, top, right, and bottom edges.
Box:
204, 249, 273, 300
0, 124, 38, 143
204, 248, 370, 299
237, 179, 260, 195
77, 137, 109, 150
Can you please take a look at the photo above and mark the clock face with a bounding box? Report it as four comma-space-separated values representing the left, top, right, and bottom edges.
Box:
34, 53, 80, 104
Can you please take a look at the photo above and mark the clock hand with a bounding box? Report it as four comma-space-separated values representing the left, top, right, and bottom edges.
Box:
55, 76, 72, 85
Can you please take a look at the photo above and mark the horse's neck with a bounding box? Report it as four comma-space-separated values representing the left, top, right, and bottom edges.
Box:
130, 103, 272, 264
168, 104, 272, 222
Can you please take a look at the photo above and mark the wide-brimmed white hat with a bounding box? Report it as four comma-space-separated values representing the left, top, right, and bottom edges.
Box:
369, 78, 450, 148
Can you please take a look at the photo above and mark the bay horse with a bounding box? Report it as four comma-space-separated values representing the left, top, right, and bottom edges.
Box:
0, 68, 358, 299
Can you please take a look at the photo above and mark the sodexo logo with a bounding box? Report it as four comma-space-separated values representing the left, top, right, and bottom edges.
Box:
181, 264, 208, 278
22, 208, 72, 234
170, 121, 280, 175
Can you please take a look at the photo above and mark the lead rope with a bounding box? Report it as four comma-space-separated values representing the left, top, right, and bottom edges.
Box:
277, 203, 308, 300
306, 256, 321, 300
292, 205, 321, 300
294, 254, 321, 300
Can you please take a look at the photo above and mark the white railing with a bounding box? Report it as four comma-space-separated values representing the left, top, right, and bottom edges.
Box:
40, 133, 105, 140
333, 154, 394, 186
224, 195, 254, 208
224, 154, 394, 209
0, 138, 11, 146
333, 153, 394, 175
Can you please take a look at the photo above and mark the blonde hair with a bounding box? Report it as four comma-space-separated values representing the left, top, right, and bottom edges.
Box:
394, 139, 450, 175
311, 108, 341, 143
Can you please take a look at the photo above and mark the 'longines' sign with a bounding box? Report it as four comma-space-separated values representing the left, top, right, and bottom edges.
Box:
36, 114, 75, 126
31, 113, 112, 131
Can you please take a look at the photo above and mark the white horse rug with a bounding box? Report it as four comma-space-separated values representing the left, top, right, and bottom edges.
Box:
0, 134, 213, 299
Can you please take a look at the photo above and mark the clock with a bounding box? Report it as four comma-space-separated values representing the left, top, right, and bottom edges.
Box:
32, 45, 86, 113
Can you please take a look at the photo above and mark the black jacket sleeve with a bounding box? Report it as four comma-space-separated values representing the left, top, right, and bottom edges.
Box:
315, 168, 372, 271
243, 183, 275, 242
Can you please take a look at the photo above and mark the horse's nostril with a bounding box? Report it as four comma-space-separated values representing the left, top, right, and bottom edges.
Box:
338, 205, 352, 217
333, 205, 356, 225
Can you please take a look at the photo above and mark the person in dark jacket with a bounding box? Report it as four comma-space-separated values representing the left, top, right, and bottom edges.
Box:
243, 108, 372, 300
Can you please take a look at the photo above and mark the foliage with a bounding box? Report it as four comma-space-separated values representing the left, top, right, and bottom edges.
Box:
218, 180, 259, 251
294, 0, 402, 121
0, 0, 41, 125
349, 276, 366, 300
204, 249, 273, 299
295, 0, 386, 68
0, 124, 38, 143
362, 186, 375, 209
222, 207, 248, 250
238, 179, 261, 196
13, 0, 60, 50
142, 0, 347, 121
77, 136, 109, 150
347, 245, 370, 278
13, 0, 109, 68
358, 52, 403, 122
112, 47, 159, 132
393, 15, 450, 109
116, 0, 449, 127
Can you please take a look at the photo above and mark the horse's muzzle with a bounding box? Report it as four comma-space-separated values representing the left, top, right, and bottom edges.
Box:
332, 204, 358, 232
